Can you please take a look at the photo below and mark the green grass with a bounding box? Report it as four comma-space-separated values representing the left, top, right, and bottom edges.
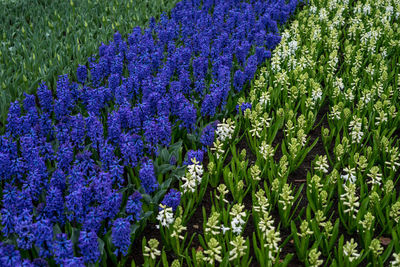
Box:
0, 0, 179, 124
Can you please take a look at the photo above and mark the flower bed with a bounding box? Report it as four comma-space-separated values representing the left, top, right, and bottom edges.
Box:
0, 0, 298, 265
168, 0, 400, 265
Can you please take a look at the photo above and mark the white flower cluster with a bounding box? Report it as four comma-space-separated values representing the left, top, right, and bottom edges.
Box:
259, 211, 281, 259
156, 204, 174, 228
259, 141, 274, 160
215, 118, 235, 142
143, 239, 161, 261
278, 184, 294, 211
341, 166, 356, 184
252, 189, 281, 260
340, 183, 360, 219
314, 155, 329, 173
204, 238, 222, 265
211, 119, 236, 159
349, 116, 364, 144
343, 238, 360, 263
181, 158, 204, 193
229, 203, 246, 235
229, 236, 247, 261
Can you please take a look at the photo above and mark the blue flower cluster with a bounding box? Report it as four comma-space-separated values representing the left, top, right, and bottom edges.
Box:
236, 102, 252, 114
0, 0, 298, 264
161, 189, 181, 212
183, 149, 205, 165
200, 121, 219, 148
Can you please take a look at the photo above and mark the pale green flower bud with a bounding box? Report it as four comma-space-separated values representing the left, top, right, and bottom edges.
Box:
360, 212, 375, 230
279, 155, 289, 177
240, 149, 247, 161
370, 191, 381, 207
329, 169, 339, 185
390, 201, 400, 223
299, 220, 313, 237
230, 203, 245, 218
279, 184, 294, 211
237, 180, 245, 192
322, 127, 330, 138
366, 146, 373, 158
171, 259, 180, 267
369, 239, 383, 257
356, 155, 368, 172
143, 239, 161, 260
277, 108, 285, 118
308, 248, 323, 267
320, 190, 328, 208
250, 165, 261, 181
367, 166, 382, 186
335, 144, 344, 161
171, 216, 187, 240
315, 210, 326, 227
343, 108, 351, 119
289, 137, 299, 157
254, 190, 269, 215
272, 178, 280, 192
195, 250, 205, 264
244, 108, 252, 119
205, 212, 221, 236
240, 160, 247, 171
385, 180, 394, 193
204, 238, 222, 264
324, 221, 333, 237
208, 162, 215, 175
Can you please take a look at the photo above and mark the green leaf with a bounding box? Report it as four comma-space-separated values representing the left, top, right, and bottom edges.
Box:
161, 250, 169, 267
160, 148, 169, 163
71, 227, 80, 248
153, 189, 167, 203
53, 224, 62, 238
142, 194, 152, 205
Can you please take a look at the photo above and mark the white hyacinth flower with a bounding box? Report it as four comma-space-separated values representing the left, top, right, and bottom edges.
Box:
143, 239, 161, 260
215, 119, 235, 142
391, 252, 400, 267
231, 217, 244, 234
249, 120, 263, 138
229, 236, 247, 261
367, 166, 382, 186
211, 139, 225, 159
156, 204, 174, 228
260, 91, 270, 106
230, 204, 246, 235
349, 117, 364, 144
181, 158, 203, 193
181, 173, 197, 193
204, 238, 222, 265
220, 224, 230, 234
187, 158, 203, 183
340, 183, 359, 219
315, 155, 329, 173
341, 166, 356, 184
264, 227, 281, 258
343, 238, 360, 262
259, 141, 275, 160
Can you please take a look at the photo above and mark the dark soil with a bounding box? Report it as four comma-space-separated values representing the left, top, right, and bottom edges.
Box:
129, 223, 163, 266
